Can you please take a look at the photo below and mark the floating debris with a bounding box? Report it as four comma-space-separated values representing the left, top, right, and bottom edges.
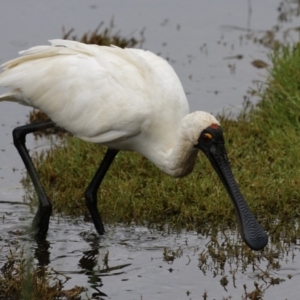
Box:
251, 59, 269, 69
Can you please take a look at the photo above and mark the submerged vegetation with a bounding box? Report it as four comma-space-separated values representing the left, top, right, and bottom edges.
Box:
23, 43, 300, 247
0, 244, 83, 299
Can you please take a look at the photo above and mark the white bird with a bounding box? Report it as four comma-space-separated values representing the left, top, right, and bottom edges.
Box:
0, 40, 267, 250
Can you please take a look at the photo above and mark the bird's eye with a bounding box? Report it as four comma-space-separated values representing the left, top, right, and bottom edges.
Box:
202, 133, 213, 142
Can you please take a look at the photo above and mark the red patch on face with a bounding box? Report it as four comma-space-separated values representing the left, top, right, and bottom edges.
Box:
210, 123, 219, 129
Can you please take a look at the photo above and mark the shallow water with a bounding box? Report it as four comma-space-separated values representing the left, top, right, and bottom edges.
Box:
0, 0, 300, 299
2, 212, 300, 299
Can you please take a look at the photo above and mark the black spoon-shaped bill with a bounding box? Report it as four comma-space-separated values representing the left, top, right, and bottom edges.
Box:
196, 125, 268, 251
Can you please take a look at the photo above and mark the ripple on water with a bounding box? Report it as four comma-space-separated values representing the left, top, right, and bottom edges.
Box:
0, 199, 300, 299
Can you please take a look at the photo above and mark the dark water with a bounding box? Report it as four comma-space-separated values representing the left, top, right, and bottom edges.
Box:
0, 1, 300, 299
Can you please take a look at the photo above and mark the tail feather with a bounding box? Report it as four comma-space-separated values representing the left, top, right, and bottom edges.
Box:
0, 90, 31, 106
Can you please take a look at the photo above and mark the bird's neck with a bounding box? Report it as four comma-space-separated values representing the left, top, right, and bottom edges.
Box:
164, 137, 199, 178
142, 130, 198, 178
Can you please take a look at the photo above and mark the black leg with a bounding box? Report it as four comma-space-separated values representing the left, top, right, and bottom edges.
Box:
85, 148, 119, 235
13, 121, 56, 238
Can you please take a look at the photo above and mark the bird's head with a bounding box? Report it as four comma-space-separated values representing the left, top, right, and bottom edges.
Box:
182, 111, 268, 251
181, 111, 220, 145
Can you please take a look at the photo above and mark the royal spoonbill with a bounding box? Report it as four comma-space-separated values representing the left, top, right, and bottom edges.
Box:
0, 40, 267, 250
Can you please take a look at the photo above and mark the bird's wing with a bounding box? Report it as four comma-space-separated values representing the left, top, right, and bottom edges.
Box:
0, 40, 153, 144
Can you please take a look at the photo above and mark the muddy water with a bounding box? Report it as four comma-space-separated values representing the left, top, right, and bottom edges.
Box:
0, 0, 300, 299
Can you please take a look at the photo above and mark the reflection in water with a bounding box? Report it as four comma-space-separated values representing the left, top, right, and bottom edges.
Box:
80, 249, 106, 299
79, 248, 99, 271
78, 238, 106, 299
0, 201, 300, 299
34, 239, 51, 267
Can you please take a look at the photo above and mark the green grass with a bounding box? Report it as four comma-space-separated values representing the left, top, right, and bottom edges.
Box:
0, 245, 83, 300
22, 43, 300, 243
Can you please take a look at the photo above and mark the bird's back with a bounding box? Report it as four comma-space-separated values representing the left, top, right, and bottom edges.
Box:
0, 40, 189, 150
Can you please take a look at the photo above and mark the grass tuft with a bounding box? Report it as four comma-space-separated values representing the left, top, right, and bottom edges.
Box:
0, 245, 84, 299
